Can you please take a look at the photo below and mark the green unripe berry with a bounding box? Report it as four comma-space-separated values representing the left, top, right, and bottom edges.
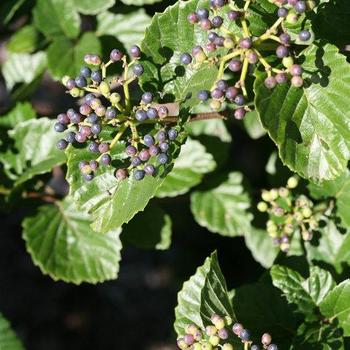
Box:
309, 218, 318, 230
193, 344, 202, 350
302, 230, 313, 241
224, 316, 232, 326
306, 0, 316, 10
99, 81, 110, 95
209, 335, 220, 346
280, 242, 290, 252
284, 223, 294, 234
302, 207, 312, 218
282, 56, 294, 69
90, 98, 102, 110
185, 324, 198, 335
70, 87, 80, 97
214, 318, 225, 330
81, 165, 92, 175
269, 189, 278, 201
206, 326, 217, 336
287, 176, 298, 189
222, 344, 233, 350
262, 190, 271, 202
201, 342, 213, 350
177, 338, 188, 350
286, 12, 298, 24
210, 100, 222, 111
110, 92, 121, 105
195, 51, 207, 63
257, 201, 268, 212
61, 75, 70, 86
279, 187, 289, 198
294, 211, 303, 222
224, 38, 235, 49
267, 224, 278, 236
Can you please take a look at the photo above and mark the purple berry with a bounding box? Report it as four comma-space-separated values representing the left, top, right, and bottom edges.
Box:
276, 45, 289, 58
168, 128, 178, 140
149, 145, 159, 156
135, 110, 148, 122
225, 87, 238, 100
299, 29, 311, 41
218, 328, 228, 340
228, 59, 242, 72
234, 108, 246, 120
234, 94, 245, 106
187, 12, 199, 24
144, 164, 156, 176
239, 329, 250, 341
126, 145, 137, 157
232, 323, 243, 335
206, 42, 216, 52
159, 142, 169, 152
276, 72, 288, 84
144, 134, 154, 147
100, 154, 111, 165
110, 49, 124, 62
211, 88, 224, 99
80, 125, 91, 138
200, 19, 212, 30
208, 32, 218, 42
66, 78, 76, 90
197, 8, 209, 19
133, 64, 144, 76
291, 75, 304, 87
180, 53, 192, 65
88, 142, 99, 153
264, 76, 277, 89
142, 92, 153, 103
246, 51, 258, 64
295, 1, 306, 13
216, 79, 228, 91
157, 131, 167, 142
70, 113, 82, 124
239, 37, 252, 49
290, 64, 303, 76
89, 160, 99, 171
198, 90, 209, 101
131, 157, 142, 167
56, 139, 68, 150
147, 107, 158, 119
278, 7, 288, 17
98, 143, 109, 153
157, 153, 168, 164
130, 45, 141, 58
228, 10, 239, 21
115, 168, 128, 180
75, 133, 86, 143
212, 16, 223, 27
279, 33, 291, 44
57, 113, 69, 124
139, 149, 150, 161
183, 334, 195, 346
106, 107, 117, 119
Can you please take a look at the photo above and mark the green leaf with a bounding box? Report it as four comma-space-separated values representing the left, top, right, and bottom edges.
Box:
120, 0, 163, 5
96, 9, 151, 50
309, 170, 350, 228
186, 119, 232, 143
73, 0, 115, 15
0, 313, 24, 350
140, 0, 218, 108
0, 102, 36, 129
190, 172, 252, 237
22, 197, 122, 284
305, 219, 350, 274
47, 32, 101, 79
156, 138, 216, 198
174, 251, 235, 336
244, 227, 279, 268
122, 204, 172, 250
2, 52, 46, 90
33, 0, 81, 39
243, 110, 266, 140
7, 25, 39, 53
271, 265, 335, 318
1, 118, 66, 185
320, 279, 350, 336
254, 43, 350, 182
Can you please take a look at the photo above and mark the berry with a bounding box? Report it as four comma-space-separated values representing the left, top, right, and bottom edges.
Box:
144, 134, 155, 147
134, 169, 145, 181
57, 113, 69, 124
200, 19, 212, 30
228, 10, 239, 21
239, 329, 250, 341
100, 154, 111, 165
286, 12, 298, 24
66, 131, 76, 143
218, 328, 228, 340
88, 142, 99, 153
158, 106, 168, 118
84, 174, 94, 181
214, 36, 224, 47
234, 95, 245, 106
287, 176, 298, 188
257, 201, 268, 212
130, 45, 141, 58
210, 99, 221, 110
239, 37, 252, 49
131, 157, 142, 167
226, 87, 238, 101
299, 29, 311, 41
198, 90, 209, 101
157, 131, 167, 142
216, 79, 228, 91
168, 128, 178, 140
246, 51, 258, 64
133, 64, 144, 76
264, 76, 277, 89
232, 323, 243, 335
183, 334, 194, 346
211, 88, 224, 99
159, 142, 169, 152
149, 145, 159, 156
279, 33, 291, 45
228, 59, 242, 72
75, 133, 86, 143
223, 345, 233, 350
110, 93, 121, 105
177, 338, 187, 350
295, 0, 306, 13
57, 139, 68, 150
158, 153, 168, 164
105, 107, 117, 120
251, 345, 260, 350
90, 160, 99, 171
98, 143, 110, 153
201, 342, 213, 350
66, 78, 76, 90
276, 45, 289, 58
84, 54, 101, 65
54, 122, 66, 133
224, 38, 235, 49
126, 145, 137, 157
188, 12, 199, 24
80, 66, 91, 78
282, 56, 294, 68
95, 105, 106, 117
80, 105, 92, 117
110, 49, 123, 62
276, 72, 288, 84
75, 76, 87, 88
80, 126, 91, 138
99, 81, 110, 95
70, 113, 82, 124
135, 110, 148, 122
197, 8, 209, 19
206, 42, 216, 52
291, 76, 304, 87
209, 335, 220, 346
139, 149, 150, 162
267, 345, 278, 350
278, 7, 288, 17
234, 108, 246, 120
208, 32, 218, 42
185, 324, 198, 335
115, 168, 128, 180
142, 92, 153, 104
180, 53, 192, 65
91, 70, 102, 83
212, 16, 223, 27
147, 107, 158, 119
144, 164, 156, 176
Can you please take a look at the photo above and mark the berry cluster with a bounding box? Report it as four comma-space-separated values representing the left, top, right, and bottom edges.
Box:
54, 46, 179, 182
257, 176, 320, 252
183, 0, 313, 119
177, 314, 278, 350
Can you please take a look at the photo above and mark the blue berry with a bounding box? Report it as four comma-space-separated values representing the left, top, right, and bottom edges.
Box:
144, 134, 154, 147
134, 169, 145, 181
180, 53, 192, 65
239, 329, 250, 341
87, 113, 98, 124
276, 45, 289, 58
147, 107, 158, 119
144, 164, 156, 176
142, 92, 153, 104
80, 66, 91, 78
88, 142, 99, 153
211, 88, 224, 99
106, 107, 117, 119
279, 33, 291, 44
75, 76, 87, 88
157, 131, 167, 142
85, 93, 95, 104
157, 153, 168, 164
212, 16, 223, 27
54, 122, 66, 133
71, 113, 82, 124
91, 70, 102, 83
131, 157, 142, 167
110, 49, 123, 62
57, 139, 68, 150
168, 128, 178, 140
126, 145, 137, 157
135, 110, 148, 122
277, 7, 288, 17
299, 29, 311, 41
208, 32, 218, 42
100, 154, 111, 165
216, 79, 228, 91
66, 131, 76, 143
295, 1, 306, 13
159, 142, 169, 152
130, 45, 141, 58
90, 160, 99, 171
57, 113, 69, 124
84, 174, 94, 181
198, 90, 209, 101
267, 345, 278, 350
133, 64, 144, 76
75, 133, 86, 143
197, 8, 209, 19
234, 94, 245, 106
251, 345, 260, 350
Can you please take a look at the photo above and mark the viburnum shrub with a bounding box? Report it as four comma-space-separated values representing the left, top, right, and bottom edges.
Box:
1, 0, 350, 348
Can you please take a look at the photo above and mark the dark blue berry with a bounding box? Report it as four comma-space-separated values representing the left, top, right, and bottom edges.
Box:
75, 76, 87, 88
131, 156, 142, 167
100, 154, 111, 165
276, 45, 289, 58
208, 32, 218, 42
135, 110, 148, 122
295, 1, 306, 13
85, 93, 95, 104
88, 142, 99, 153
126, 145, 137, 157
87, 113, 98, 124
198, 90, 209, 101
279, 33, 291, 44
144, 164, 155, 176
180, 53, 192, 65
168, 129, 178, 140
57, 113, 69, 124
70, 113, 82, 124
251, 345, 260, 350
80, 66, 91, 78
157, 153, 168, 164
197, 8, 209, 19
216, 79, 228, 91
110, 49, 123, 62
157, 131, 167, 142
105, 107, 117, 119
239, 329, 250, 341
130, 45, 141, 58
277, 7, 288, 17
159, 142, 169, 152
212, 16, 223, 27
299, 29, 311, 41
66, 131, 76, 143
134, 169, 145, 181
267, 345, 278, 350
84, 174, 94, 181
147, 107, 158, 119
133, 64, 144, 76
91, 70, 102, 83
144, 134, 154, 147
142, 92, 153, 104
54, 122, 66, 133
57, 139, 68, 150
234, 94, 245, 106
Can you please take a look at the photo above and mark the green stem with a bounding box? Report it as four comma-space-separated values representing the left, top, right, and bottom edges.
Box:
244, 0, 251, 11
253, 49, 272, 75
244, 342, 249, 350
130, 122, 139, 147
122, 57, 131, 110
220, 49, 243, 62
239, 57, 249, 97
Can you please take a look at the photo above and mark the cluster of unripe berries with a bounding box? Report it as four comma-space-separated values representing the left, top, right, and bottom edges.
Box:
54, 47, 178, 182
177, 314, 278, 350
257, 176, 319, 252
181, 0, 314, 118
